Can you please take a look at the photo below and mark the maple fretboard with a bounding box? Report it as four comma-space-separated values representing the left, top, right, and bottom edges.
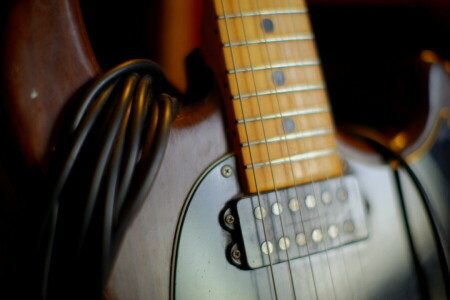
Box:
214, 0, 342, 193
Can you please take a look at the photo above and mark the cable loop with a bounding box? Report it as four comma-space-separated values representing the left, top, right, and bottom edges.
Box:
40, 60, 179, 300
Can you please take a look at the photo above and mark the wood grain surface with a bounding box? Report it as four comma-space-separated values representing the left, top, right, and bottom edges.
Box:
2, 0, 100, 167
214, 0, 342, 192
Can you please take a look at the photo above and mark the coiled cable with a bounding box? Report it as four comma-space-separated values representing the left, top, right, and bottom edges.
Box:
39, 59, 179, 299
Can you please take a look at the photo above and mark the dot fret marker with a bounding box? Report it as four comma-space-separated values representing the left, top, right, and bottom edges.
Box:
272, 70, 286, 86
283, 118, 296, 133
261, 18, 274, 33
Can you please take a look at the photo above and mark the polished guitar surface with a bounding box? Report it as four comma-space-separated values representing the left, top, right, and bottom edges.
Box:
106, 125, 448, 299
107, 1, 449, 299
172, 154, 440, 299
1, 0, 449, 299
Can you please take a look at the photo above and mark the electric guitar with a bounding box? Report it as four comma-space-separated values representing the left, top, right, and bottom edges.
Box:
107, 0, 449, 299
1, 0, 449, 299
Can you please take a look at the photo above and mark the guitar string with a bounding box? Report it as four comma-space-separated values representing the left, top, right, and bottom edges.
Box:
248, 0, 326, 298
246, 0, 319, 298
267, 0, 341, 297
314, 123, 368, 297
220, 1, 368, 298
243, 0, 344, 298
283, 3, 355, 297
241, 1, 354, 298
330, 177, 367, 299
289, 2, 363, 297
349, 210, 371, 299
218, 0, 279, 298
256, 0, 338, 298
266, 0, 351, 298
257, 1, 340, 299
285, 0, 368, 295
288, 1, 368, 297
330, 169, 369, 298
233, 0, 299, 298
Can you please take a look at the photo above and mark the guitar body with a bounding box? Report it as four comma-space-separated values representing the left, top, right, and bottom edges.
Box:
106, 2, 450, 293
1, 0, 448, 299
105, 96, 229, 299
172, 155, 412, 300
106, 96, 448, 300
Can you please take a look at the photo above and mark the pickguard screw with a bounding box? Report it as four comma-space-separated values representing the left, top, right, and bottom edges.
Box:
221, 165, 233, 178
232, 249, 241, 259
225, 214, 235, 225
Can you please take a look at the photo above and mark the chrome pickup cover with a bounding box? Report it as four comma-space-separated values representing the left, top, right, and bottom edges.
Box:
236, 175, 368, 269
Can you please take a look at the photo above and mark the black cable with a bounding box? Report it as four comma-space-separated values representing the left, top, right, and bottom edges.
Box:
110, 93, 177, 266
39, 59, 180, 300
113, 76, 152, 223
77, 74, 139, 255
351, 133, 450, 300
99, 78, 135, 287
393, 169, 430, 299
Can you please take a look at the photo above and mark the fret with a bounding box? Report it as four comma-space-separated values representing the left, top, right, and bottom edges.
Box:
215, 0, 341, 193
232, 84, 325, 100
233, 90, 329, 120
217, 9, 308, 19
246, 148, 337, 169
228, 60, 320, 74
214, 0, 307, 17
236, 107, 329, 124
217, 13, 312, 44
245, 155, 342, 192
228, 65, 324, 97
241, 127, 333, 147
223, 34, 314, 47
241, 135, 337, 167
223, 40, 318, 70
236, 113, 333, 145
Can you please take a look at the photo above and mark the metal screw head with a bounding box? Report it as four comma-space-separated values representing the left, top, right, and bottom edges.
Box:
221, 165, 233, 178
231, 249, 241, 259
225, 214, 235, 225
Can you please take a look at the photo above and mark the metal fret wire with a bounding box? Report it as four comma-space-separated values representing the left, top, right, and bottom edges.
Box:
218, 0, 280, 298
229, 59, 320, 73
241, 127, 333, 146
236, 106, 329, 124
232, 83, 324, 99
218, 8, 308, 19
223, 34, 314, 47
245, 148, 337, 169
233, 0, 298, 298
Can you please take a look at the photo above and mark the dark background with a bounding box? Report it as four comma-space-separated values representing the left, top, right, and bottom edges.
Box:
75, 0, 450, 138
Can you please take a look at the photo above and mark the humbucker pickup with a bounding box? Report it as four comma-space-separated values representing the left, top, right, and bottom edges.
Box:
223, 175, 368, 269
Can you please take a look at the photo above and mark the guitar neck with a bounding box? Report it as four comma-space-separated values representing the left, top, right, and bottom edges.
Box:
213, 0, 342, 193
